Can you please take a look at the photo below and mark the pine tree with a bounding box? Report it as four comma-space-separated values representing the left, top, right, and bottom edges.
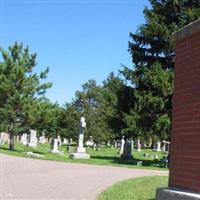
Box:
122, 0, 200, 141
0, 42, 52, 150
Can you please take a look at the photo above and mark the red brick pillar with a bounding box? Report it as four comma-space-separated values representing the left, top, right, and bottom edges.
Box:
169, 19, 200, 193
156, 19, 200, 200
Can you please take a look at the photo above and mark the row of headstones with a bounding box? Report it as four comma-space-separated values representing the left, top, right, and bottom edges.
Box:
119, 138, 170, 160
104, 138, 170, 152
20, 131, 74, 147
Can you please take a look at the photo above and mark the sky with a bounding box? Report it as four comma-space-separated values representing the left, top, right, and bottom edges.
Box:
1, 0, 149, 105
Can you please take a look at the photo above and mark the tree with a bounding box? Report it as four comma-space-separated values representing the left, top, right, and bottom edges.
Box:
121, 0, 200, 141
103, 72, 132, 139
71, 80, 114, 143
0, 42, 52, 150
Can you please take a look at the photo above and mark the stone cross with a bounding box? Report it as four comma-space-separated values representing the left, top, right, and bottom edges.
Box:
69, 117, 90, 159
77, 117, 86, 153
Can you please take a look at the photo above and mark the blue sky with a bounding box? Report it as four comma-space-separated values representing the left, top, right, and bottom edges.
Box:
1, 0, 149, 105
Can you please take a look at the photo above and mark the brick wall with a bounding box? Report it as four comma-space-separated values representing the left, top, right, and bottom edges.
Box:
169, 29, 200, 192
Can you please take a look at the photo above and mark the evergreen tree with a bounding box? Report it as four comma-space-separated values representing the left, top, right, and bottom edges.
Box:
0, 42, 52, 150
71, 80, 114, 143
122, 0, 200, 141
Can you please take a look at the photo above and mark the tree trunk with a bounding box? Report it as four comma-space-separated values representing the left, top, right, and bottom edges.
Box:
9, 131, 15, 150
9, 122, 15, 150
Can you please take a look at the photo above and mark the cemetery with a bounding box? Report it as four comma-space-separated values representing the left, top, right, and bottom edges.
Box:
0, 132, 169, 170
0, 1, 199, 200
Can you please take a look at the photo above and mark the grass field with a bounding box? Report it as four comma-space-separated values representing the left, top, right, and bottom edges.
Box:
97, 176, 168, 200
0, 142, 168, 170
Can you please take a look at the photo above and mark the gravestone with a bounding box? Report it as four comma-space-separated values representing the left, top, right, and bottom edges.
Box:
69, 138, 73, 145
57, 135, 62, 146
93, 143, 97, 151
85, 136, 94, 146
14, 135, 20, 141
0, 132, 9, 145
70, 117, 90, 159
63, 138, 68, 145
114, 141, 117, 148
156, 20, 200, 200
39, 132, 46, 144
28, 129, 37, 147
155, 141, 161, 152
162, 141, 170, 152
121, 140, 133, 160
149, 138, 153, 148
136, 139, 141, 152
131, 139, 134, 150
21, 133, 28, 145
120, 136, 125, 155
51, 139, 60, 154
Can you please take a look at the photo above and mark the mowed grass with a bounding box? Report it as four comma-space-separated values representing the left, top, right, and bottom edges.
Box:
0, 142, 168, 170
97, 176, 168, 200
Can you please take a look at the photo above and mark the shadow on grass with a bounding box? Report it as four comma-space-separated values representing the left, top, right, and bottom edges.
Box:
91, 155, 166, 169
0, 146, 23, 152
0, 146, 45, 155
91, 155, 118, 161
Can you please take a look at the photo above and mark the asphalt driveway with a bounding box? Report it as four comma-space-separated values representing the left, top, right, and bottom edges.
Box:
0, 154, 168, 200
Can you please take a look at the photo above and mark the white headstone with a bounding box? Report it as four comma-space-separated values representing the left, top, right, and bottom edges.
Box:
0, 132, 9, 145
137, 139, 141, 151
93, 143, 97, 150
51, 139, 60, 153
114, 141, 118, 148
28, 129, 37, 147
63, 138, 68, 145
120, 136, 125, 155
39, 132, 46, 144
21, 133, 28, 145
131, 139, 134, 150
156, 141, 161, 151
69, 138, 73, 145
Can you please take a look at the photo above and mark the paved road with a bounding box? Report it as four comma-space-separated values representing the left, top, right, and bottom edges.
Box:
0, 154, 168, 200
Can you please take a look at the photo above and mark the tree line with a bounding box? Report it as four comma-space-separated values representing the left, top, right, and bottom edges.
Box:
0, 0, 199, 150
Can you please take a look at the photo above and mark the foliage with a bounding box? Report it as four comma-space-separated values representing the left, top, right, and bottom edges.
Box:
0, 42, 52, 149
121, 0, 200, 141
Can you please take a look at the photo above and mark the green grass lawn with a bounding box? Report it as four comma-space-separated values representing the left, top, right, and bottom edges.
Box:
0, 142, 168, 170
97, 176, 168, 200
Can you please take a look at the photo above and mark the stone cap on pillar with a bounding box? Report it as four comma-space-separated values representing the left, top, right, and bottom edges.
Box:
172, 19, 200, 42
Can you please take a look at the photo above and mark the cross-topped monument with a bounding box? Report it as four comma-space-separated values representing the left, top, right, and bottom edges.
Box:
70, 117, 90, 159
